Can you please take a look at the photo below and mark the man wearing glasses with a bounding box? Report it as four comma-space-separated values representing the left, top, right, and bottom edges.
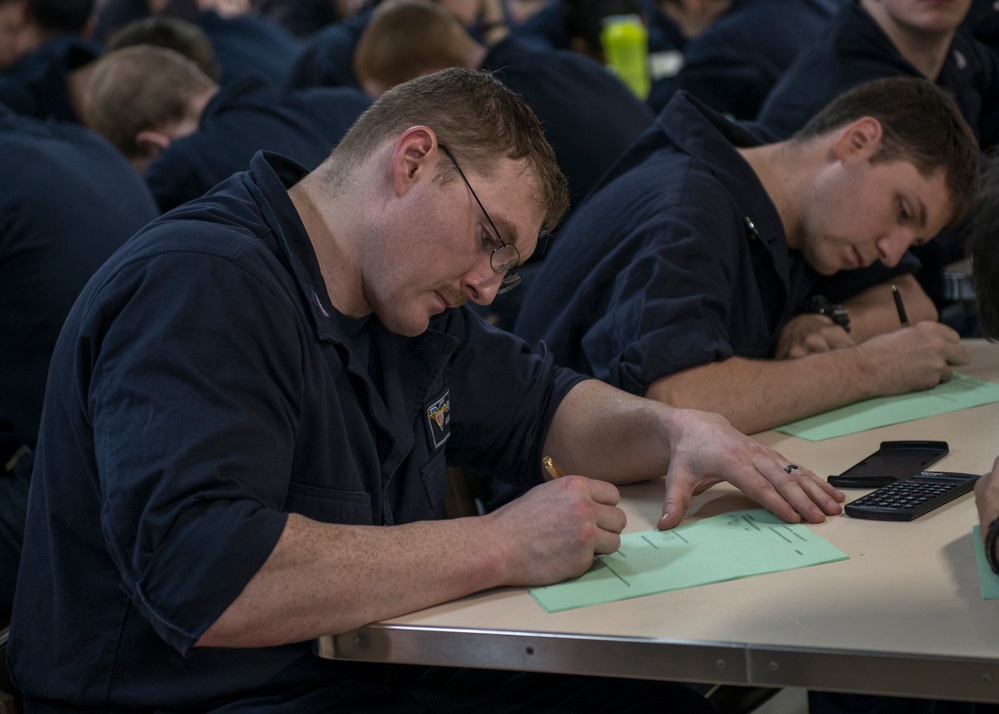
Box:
10, 68, 842, 712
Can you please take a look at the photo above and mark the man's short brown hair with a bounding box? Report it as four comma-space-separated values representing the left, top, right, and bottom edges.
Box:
324, 67, 570, 237
795, 76, 981, 228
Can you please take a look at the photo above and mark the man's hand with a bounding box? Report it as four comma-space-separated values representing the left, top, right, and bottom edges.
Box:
485, 476, 626, 586
976, 455, 999, 544
857, 321, 970, 395
775, 314, 856, 359
657, 409, 844, 530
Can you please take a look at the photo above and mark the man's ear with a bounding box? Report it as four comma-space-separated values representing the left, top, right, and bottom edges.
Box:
135, 129, 173, 155
392, 125, 437, 197
832, 116, 883, 162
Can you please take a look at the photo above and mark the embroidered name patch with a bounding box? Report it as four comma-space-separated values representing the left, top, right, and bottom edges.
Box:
425, 390, 451, 450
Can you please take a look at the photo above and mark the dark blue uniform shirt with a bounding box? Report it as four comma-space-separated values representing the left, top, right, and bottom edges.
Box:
144, 74, 370, 212
757, 0, 999, 147
0, 106, 158, 624
93, 1, 302, 86
0, 107, 158, 449
483, 34, 654, 211
0, 36, 99, 122
199, 9, 302, 86
285, 7, 374, 89
9, 152, 584, 712
646, 0, 844, 120
513, 93, 908, 395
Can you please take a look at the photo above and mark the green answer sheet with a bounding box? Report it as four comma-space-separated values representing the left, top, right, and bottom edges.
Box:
775, 373, 999, 442
529, 509, 848, 613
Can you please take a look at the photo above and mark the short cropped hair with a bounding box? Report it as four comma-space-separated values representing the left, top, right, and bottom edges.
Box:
83, 45, 217, 160
27, 0, 92, 33
354, 0, 474, 94
324, 67, 569, 237
970, 154, 999, 338
794, 76, 980, 228
106, 15, 220, 82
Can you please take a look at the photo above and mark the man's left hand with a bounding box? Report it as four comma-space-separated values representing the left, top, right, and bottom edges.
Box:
657, 409, 844, 529
775, 314, 855, 359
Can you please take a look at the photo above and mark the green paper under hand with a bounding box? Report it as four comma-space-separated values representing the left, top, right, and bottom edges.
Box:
775, 373, 999, 442
529, 509, 848, 613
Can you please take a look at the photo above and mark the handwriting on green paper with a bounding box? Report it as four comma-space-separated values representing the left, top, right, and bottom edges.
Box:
529, 509, 848, 613
774, 373, 999, 442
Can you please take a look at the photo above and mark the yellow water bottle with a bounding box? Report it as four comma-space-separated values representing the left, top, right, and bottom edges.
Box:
600, 14, 650, 100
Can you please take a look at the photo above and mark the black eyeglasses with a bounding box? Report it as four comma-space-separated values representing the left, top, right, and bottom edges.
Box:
439, 145, 521, 294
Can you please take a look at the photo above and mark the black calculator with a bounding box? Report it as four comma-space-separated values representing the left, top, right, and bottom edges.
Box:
844, 471, 979, 521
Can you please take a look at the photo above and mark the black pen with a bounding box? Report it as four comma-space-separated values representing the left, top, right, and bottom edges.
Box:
891, 284, 909, 327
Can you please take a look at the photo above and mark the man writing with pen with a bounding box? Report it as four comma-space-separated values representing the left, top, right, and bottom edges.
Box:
514, 76, 980, 436
10, 68, 846, 713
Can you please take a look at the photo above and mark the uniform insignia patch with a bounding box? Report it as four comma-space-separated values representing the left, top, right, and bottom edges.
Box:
425, 390, 451, 449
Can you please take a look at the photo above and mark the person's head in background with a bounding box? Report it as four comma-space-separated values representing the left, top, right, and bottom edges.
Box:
0, 0, 28, 67
0, 0, 94, 67
861, 0, 971, 43
104, 14, 220, 81
561, 0, 649, 63
82, 44, 218, 172
860, 0, 972, 79
969, 154, 999, 337
354, 0, 483, 99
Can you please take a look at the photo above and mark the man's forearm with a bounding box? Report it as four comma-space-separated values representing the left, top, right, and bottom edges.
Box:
644, 351, 883, 435
197, 513, 504, 648
542, 379, 676, 483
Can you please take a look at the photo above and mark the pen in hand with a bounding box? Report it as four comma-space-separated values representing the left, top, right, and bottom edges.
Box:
542, 455, 566, 480
891, 284, 909, 327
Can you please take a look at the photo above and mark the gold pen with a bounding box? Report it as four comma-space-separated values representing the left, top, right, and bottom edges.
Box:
542, 455, 566, 480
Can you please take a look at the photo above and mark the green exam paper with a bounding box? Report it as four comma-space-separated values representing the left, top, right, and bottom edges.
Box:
775, 373, 999, 442
529, 509, 848, 613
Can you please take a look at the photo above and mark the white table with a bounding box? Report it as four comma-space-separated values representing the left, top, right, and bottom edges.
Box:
316, 340, 999, 702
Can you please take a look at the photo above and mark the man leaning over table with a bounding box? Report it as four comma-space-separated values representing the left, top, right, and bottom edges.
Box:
7, 68, 843, 713
513, 76, 980, 436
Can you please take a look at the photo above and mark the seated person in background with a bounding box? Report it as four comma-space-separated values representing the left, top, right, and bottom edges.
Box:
0, 0, 31, 68
513, 77, 978, 436
8, 67, 843, 712
645, 0, 844, 120
283, 0, 375, 89
94, 0, 302, 86
0, 0, 100, 122
0, 104, 160, 628
286, 0, 545, 91
968, 156, 999, 714
253, 0, 342, 38
104, 13, 222, 80
759, 0, 999, 147
83, 44, 370, 212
